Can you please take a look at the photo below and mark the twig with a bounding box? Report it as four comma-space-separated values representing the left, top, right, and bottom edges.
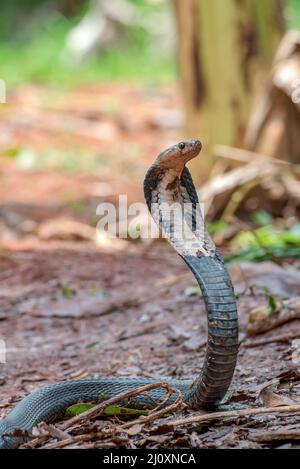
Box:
248, 297, 300, 336
153, 404, 300, 431
214, 145, 297, 169
37, 422, 71, 441
40, 433, 116, 449
151, 386, 180, 413
120, 392, 183, 430
248, 428, 300, 443
244, 332, 300, 348
221, 179, 260, 220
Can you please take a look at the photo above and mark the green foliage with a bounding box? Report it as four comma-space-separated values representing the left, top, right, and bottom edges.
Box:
232, 224, 300, 249
251, 210, 273, 226
0, 0, 175, 88
208, 221, 230, 235
268, 294, 279, 314
226, 223, 300, 264
102, 406, 148, 416
0, 0, 298, 88
289, 0, 300, 27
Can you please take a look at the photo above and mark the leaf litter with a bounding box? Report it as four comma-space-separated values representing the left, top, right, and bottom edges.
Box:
0, 83, 300, 449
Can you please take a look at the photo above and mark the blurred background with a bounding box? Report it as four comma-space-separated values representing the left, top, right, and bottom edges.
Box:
0, 0, 299, 261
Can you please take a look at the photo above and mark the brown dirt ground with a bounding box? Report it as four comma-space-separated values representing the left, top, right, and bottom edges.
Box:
0, 84, 300, 449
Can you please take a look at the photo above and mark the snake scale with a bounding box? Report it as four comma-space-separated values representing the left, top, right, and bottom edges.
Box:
0, 140, 238, 449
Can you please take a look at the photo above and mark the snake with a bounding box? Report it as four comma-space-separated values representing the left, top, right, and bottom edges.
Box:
0, 139, 238, 449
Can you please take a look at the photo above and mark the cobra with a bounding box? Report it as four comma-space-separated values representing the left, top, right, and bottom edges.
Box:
0, 140, 238, 449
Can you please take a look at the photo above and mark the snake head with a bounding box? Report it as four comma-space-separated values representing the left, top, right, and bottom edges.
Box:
155, 139, 202, 172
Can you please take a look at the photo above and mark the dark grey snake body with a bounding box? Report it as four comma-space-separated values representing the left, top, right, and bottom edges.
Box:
0, 140, 238, 449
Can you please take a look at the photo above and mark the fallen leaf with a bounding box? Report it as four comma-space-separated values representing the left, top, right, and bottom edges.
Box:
66, 403, 94, 416
123, 424, 143, 436
258, 380, 298, 407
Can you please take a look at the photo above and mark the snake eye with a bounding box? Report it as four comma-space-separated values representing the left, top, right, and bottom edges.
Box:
179, 142, 186, 150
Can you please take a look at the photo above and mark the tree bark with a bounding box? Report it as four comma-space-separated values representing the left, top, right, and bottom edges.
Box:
174, 0, 285, 180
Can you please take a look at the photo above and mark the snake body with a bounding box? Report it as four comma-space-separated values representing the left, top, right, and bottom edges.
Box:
0, 140, 238, 449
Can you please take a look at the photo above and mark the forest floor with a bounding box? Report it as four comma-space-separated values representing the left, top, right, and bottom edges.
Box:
0, 84, 300, 449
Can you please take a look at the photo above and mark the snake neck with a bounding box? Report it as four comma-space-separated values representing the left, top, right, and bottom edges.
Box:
144, 164, 216, 258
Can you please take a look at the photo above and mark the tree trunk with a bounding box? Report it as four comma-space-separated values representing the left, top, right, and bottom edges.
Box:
173, 0, 285, 180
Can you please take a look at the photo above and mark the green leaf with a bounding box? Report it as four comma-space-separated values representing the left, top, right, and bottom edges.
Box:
281, 224, 300, 244
268, 295, 279, 314
251, 210, 273, 226
102, 406, 148, 416
66, 402, 148, 418
228, 222, 300, 264
85, 341, 98, 349
60, 282, 75, 298
208, 221, 230, 235
66, 403, 94, 416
